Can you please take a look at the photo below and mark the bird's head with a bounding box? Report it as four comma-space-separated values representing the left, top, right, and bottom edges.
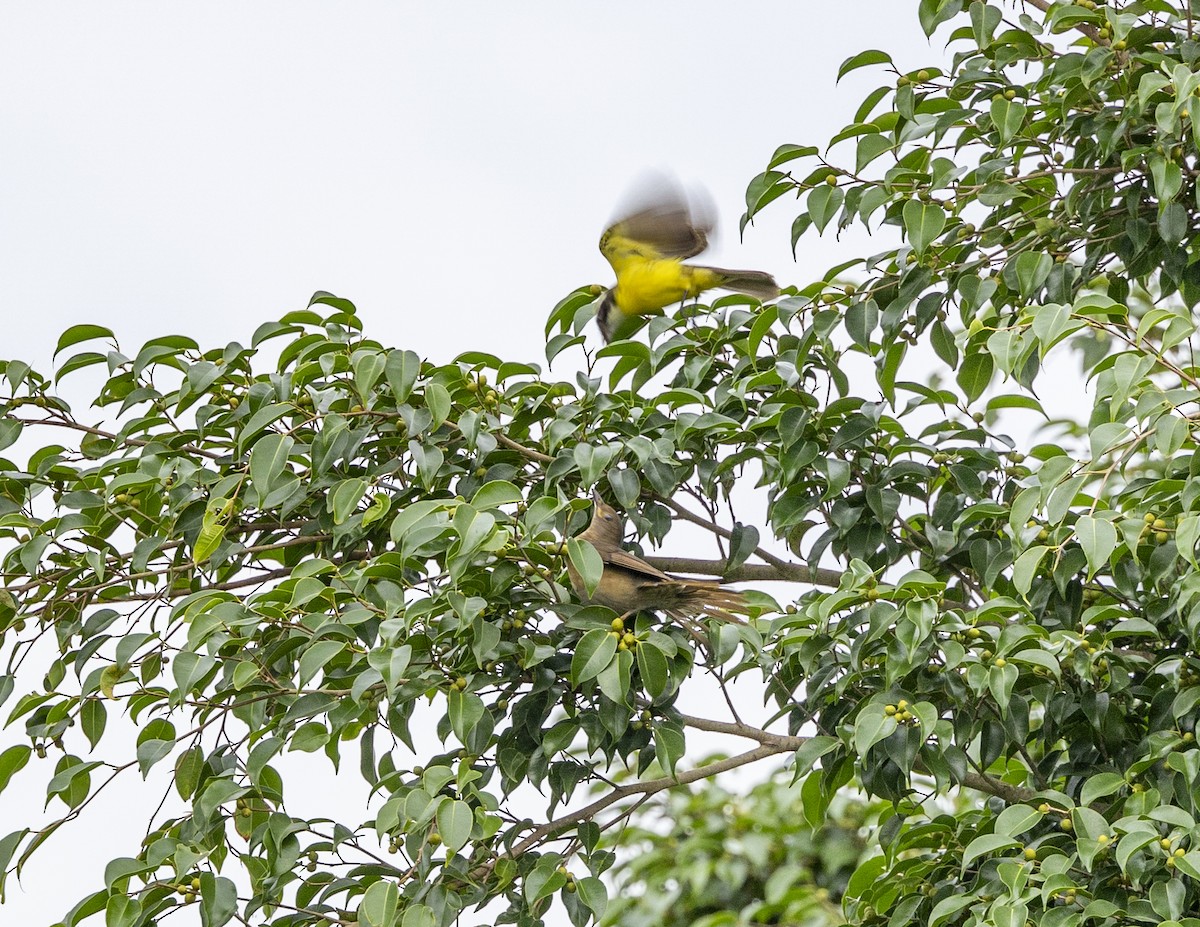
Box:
595, 289, 618, 343
582, 489, 625, 546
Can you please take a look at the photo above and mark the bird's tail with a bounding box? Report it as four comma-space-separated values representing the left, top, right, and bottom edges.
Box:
707, 267, 780, 301
670, 582, 750, 625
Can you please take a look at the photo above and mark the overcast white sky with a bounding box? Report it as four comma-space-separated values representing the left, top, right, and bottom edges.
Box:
3, 4, 929, 369
0, 3, 939, 921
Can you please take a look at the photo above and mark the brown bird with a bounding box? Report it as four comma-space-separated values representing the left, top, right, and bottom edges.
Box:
566, 492, 749, 624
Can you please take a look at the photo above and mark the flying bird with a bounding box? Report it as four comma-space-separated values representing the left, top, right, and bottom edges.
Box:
596, 176, 780, 342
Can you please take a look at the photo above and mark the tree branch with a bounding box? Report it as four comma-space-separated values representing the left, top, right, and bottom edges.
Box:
17, 413, 226, 461
1021, 0, 1101, 42
492, 431, 553, 463
677, 713, 1037, 804
676, 712, 805, 749
498, 745, 787, 862
645, 555, 842, 588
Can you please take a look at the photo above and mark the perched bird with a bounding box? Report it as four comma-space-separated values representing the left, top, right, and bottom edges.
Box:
596, 177, 780, 342
566, 492, 749, 624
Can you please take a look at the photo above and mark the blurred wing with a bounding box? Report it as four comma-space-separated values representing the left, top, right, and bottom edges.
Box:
599, 182, 713, 273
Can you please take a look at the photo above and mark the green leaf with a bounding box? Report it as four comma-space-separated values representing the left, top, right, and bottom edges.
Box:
956, 352, 993, 403
1175, 851, 1200, 881
436, 798, 474, 852
308, 290, 357, 313
978, 180, 1019, 206
1089, 421, 1130, 461
574, 876, 608, 919
1151, 154, 1183, 202
352, 349, 386, 397
1009, 252, 1053, 297
249, 433, 296, 508
289, 722, 328, 752
652, 721, 685, 777
566, 538, 604, 598
1080, 772, 1127, 807
607, 468, 640, 509
525, 856, 568, 903
987, 395, 1045, 415
988, 661, 1019, 708
1009, 648, 1060, 680
471, 480, 523, 510
1013, 546, 1049, 595
236, 402, 290, 450
902, 200, 946, 255
136, 738, 175, 778
792, 736, 841, 778
105, 894, 142, 927
571, 629, 617, 684
574, 443, 618, 486
931, 320, 958, 367
54, 324, 115, 358
1177, 514, 1200, 567
447, 689, 485, 746
961, 833, 1020, 872
1075, 515, 1117, 579
838, 49, 892, 81
192, 521, 225, 564
919, 0, 962, 35
846, 299, 879, 348
358, 880, 400, 927
198, 873, 238, 927
994, 804, 1042, 838
1161, 201, 1188, 244
970, 0, 1002, 45
0, 745, 31, 794
854, 706, 897, 754
425, 382, 451, 429
104, 857, 152, 891
56, 351, 108, 382
1116, 830, 1159, 875
989, 96, 1027, 144
856, 134, 893, 173
767, 144, 818, 170
328, 478, 368, 525
727, 522, 759, 572
808, 184, 845, 233
744, 170, 791, 219
0, 828, 27, 882
297, 641, 345, 687
1031, 302, 1081, 354
174, 746, 205, 799
0, 416, 19, 453
171, 652, 217, 697
385, 349, 422, 403
401, 906, 435, 927
597, 648, 633, 705
635, 641, 669, 699
930, 895, 976, 927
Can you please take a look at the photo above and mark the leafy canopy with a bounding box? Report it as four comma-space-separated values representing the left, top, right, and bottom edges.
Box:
5, 2, 1200, 927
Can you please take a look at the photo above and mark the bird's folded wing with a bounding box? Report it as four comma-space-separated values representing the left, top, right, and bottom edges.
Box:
603, 548, 674, 582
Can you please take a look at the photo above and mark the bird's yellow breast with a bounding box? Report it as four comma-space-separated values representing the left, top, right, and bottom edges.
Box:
612, 261, 721, 315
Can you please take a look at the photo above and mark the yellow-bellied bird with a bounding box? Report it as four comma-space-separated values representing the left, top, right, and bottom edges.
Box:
596, 179, 779, 342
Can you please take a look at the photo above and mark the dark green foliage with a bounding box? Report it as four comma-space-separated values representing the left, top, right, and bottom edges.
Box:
7, 3, 1200, 926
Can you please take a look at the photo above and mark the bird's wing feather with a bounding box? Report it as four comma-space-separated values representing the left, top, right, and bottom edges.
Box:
603, 548, 674, 582
599, 187, 712, 273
